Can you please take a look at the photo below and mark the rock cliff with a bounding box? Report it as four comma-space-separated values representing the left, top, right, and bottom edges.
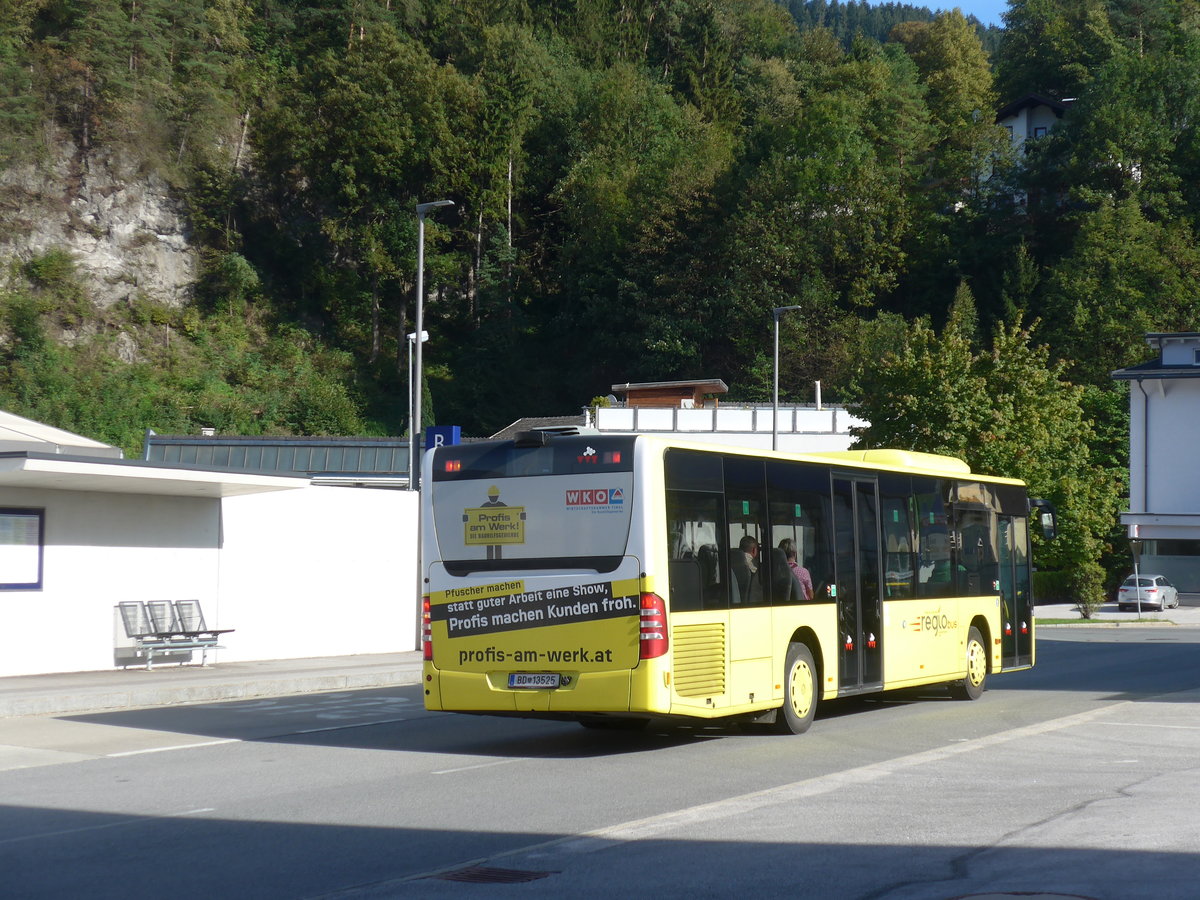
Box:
0, 140, 196, 308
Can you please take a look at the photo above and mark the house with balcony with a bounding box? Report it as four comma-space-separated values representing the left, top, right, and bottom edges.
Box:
1112, 333, 1200, 590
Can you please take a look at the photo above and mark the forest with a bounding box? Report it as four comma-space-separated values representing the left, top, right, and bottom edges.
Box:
3, 0, 1200, 605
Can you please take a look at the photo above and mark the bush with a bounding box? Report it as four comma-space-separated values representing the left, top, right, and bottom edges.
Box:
1033, 570, 1071, 604
24, 250, 76, 288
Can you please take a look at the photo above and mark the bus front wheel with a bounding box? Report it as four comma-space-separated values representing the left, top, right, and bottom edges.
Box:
950, 625, 987, 701
774, 642, 818, 734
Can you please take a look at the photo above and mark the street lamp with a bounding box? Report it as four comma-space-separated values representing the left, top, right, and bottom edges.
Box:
773, 305, 802, 451
1130, 537, 1143, 619
406, 330, 428, 491
412, 199, 454, 490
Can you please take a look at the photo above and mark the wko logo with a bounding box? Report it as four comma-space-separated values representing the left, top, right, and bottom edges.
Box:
565, 488, 624, 506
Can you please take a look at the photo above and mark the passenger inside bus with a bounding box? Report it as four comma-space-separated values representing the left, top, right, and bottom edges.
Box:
730, 536, 762, 605
777, 538, 813, 602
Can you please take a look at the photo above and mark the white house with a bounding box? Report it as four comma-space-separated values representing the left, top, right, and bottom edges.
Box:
0, 410, 418, 677
494, 379, 867, 453
996, 94, 1072, 153
1112, 333, 1200, 590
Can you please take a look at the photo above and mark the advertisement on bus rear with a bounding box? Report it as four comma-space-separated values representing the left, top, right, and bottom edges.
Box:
428, 472, 642, 671
431, 474, 634, 563
427, 574, 642, 671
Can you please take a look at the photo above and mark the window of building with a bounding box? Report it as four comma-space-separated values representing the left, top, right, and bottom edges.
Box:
0, 508, 45, 590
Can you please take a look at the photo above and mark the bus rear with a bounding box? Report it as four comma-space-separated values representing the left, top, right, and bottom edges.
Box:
421, 433, 666, 720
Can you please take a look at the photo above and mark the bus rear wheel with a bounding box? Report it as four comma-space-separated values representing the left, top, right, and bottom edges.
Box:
950, 625, 987, 701
773, 642, 818, 734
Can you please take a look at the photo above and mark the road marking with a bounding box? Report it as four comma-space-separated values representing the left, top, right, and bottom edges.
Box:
0, 807, 213, 846
104, 716, 411, 757
1094, 720, 1200, 731
107, 739, 239, 757
391, 701, 1134, 885
290, 718, 408, 736
432, 758, 525, 775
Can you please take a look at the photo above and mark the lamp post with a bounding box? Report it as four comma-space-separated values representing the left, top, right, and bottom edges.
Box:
406, 330, 428, 490
772, 305, 802, 451
412, 199, 454, 490
1130, 537, 1143, 620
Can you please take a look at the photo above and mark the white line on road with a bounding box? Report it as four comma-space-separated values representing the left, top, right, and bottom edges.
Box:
0, 807, 214, 846
107, 739, 240, 757
387, 700, 1134, 886
104, 716, 412, 757
432, 758, 525, 775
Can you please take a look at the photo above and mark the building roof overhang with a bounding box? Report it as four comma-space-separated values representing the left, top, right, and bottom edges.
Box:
995, 93, 1071, 122
0, 452, 311, 498
1111, 361, 1200, 381
610, 379, 729, 395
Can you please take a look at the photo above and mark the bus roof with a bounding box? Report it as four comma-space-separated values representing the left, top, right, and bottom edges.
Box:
628, 437, 1025, 485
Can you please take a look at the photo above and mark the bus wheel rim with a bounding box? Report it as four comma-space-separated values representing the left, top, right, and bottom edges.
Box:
966, 640, 985, 686
790, 659, 813, 718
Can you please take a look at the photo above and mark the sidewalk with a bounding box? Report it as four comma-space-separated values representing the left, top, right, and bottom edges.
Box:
3, 598, 1198, 720
0, 651, 424, 719
1036, 597, 1200, 626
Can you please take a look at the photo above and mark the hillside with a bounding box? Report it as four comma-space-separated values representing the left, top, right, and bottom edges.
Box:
0, 0, 1196, 458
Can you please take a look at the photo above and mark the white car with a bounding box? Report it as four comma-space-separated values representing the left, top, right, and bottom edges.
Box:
1117, 574, 1180, 611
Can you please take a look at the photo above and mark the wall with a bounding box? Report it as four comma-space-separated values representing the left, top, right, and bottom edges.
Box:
0, 485, 220, 677
593, 405, 866, 452
1132, 378, 1200, 515
0, 482, 418, 677
217, 486, 419, 660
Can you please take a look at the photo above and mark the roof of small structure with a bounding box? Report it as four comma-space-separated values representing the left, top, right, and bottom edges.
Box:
0, 409, 123, 458
490, 415, 587, 440
610, 379, 729, 395
995, 93, 1072, 122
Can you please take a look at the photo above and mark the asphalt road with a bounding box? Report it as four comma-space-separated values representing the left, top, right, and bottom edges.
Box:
3, 628, 1200, 899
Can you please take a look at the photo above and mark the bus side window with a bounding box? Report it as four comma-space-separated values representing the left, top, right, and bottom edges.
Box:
666, 489, 725, 612
914, 477, 953, 598
766, 460, 832, 604
725, 456, 768, 607
879, 474, 914, 599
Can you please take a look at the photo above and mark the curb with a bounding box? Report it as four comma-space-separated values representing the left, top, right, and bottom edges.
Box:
0, 667, 424, 719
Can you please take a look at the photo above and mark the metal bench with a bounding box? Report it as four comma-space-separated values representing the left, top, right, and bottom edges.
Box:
117, 600, 233, 670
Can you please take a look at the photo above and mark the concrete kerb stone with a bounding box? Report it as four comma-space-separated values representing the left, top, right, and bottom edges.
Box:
1036, 599, 1200, 628
0, 653, 425, 719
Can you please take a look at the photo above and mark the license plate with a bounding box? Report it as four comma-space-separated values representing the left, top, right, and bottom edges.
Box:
508, 672, 561, 689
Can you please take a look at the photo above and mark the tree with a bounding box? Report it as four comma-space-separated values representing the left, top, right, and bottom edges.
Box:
994, 0, 1119, 102
1040, 197, 1200, 385
850, 310, 1122, 613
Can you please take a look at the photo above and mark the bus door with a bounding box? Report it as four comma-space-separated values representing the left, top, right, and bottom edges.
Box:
998, 515, 1033, 669
833, 476, 883, 692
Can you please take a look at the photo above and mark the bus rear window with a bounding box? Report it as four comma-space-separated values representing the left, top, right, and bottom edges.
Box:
433, 436, 635, 481
429, 437, 636, 574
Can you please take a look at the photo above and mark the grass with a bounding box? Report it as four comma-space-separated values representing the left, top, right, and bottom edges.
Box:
1036, 616, 1172, 625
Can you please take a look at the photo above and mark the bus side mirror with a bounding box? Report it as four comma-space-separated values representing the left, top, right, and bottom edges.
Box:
1030, 500, 1057, 540
1040, 511, 1056, 540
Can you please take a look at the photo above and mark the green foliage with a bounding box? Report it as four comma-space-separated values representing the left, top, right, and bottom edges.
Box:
849, 314, 1122, 612
23, 248, 75, 287
5, 0, 1200, 598
1032, 569, 1072, 604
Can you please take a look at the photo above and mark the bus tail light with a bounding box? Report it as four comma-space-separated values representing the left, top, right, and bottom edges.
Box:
639, 592, 668, 659
422, 595, 433, 661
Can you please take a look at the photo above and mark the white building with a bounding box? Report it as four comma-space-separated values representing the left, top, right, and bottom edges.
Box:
495, 379, 867, 453
0, 410, 417, 677
996, 94, 1072, 152
1113, 333, 1200, 590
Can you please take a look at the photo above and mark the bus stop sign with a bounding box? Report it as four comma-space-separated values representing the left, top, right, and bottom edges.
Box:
426, 426, 461, 449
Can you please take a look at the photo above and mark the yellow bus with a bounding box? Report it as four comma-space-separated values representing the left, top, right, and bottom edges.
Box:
421, 432, 1053, 733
